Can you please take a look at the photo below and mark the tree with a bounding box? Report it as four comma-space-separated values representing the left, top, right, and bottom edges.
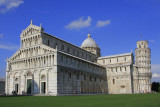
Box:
151, 82, 159, 92
158, 84, 160, 93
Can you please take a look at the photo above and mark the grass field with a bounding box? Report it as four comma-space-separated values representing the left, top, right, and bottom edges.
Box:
0, 94, 160, 107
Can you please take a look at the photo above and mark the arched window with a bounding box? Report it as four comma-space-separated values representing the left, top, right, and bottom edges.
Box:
69, 72, 71, 79
47, 40, 50, 46
124, 57, 126, 61
44, 59, 46, 64
15, 78, 18, 81
90, 76, 92, 81
27, 72, 32, 76
113, 79, 115, 84
61, 45, 64, 50
84, 74, 86, 80
77, 51, 79, 56
41, 75, 46, 81
67, 47, 70, 52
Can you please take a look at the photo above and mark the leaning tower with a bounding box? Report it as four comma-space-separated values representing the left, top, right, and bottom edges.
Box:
135, 40, 152, 93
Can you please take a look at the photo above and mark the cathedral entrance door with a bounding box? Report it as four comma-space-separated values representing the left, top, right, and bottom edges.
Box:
41, 82, 46, 94
27, 79, 32, 94
15, 84, 18, 94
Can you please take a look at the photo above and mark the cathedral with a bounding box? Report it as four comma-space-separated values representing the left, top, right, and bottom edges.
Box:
5, 21, 152, 95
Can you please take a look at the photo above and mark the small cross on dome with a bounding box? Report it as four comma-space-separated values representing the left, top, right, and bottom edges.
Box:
30, 20, 33, 25
87, 33, 91, 38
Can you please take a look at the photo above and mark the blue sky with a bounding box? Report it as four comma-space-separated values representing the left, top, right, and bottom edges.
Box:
0, 0, 160, 82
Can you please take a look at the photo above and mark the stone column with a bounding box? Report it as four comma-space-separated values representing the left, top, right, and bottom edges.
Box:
38, 74, 40, 94
46, 73, 49, 94
32, 74, 34, 94
5, 72, 8, 94
19, 76, 21, 94
24, 75, 26, 93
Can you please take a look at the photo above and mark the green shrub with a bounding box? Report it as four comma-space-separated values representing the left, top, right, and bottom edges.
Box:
158, 85, 160, 93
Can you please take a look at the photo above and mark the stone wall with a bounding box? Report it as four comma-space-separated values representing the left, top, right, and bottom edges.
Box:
97, 53, 134, 94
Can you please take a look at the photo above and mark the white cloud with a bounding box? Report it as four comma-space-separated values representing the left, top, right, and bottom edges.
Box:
96, 20, 111, 27
65, 16, 92, 29
0, 0, 24, 13
151, 64, 160, 82
152, 73, 160, 78
0, 33, 4, 38
0, 44, 19, 50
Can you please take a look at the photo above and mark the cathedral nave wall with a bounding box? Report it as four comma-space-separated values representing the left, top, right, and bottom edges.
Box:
57, 67, 107, 94
56, 51, 107, 94
41, 33, 97, 62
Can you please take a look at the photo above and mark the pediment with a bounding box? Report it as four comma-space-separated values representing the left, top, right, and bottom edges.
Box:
20, 24, 44, 38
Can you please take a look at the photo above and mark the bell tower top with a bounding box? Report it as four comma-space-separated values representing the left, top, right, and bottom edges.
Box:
136, 40, 148, 48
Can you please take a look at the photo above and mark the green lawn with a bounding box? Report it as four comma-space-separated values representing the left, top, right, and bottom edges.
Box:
0, 94, 160, 107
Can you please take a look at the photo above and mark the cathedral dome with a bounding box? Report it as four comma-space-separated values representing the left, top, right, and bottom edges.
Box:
81, 34, 99, 48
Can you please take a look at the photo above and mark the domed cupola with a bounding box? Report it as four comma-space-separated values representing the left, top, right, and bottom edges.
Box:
81, 34, 98, 48
81, 34, 101, 57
